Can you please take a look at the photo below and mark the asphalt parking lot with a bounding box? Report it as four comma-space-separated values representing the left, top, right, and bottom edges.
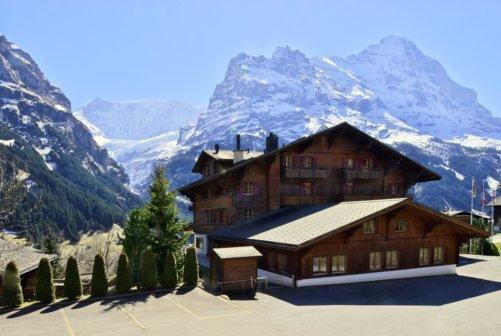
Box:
2, 254, 501, 336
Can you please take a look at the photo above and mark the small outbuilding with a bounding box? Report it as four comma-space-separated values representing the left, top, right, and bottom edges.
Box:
210, 246, 262, 294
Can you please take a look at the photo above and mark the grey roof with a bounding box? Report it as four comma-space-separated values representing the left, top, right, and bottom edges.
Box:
203, 149, 264, 161
0, 238, 57, 276
213, 246, 262, 259
444, 209, 490, 219
211, 198, 407, 248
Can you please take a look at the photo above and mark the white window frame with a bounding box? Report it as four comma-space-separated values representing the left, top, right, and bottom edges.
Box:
386, 250, 398, 269
369, 251, 382, 271
332, 255, 346, 273
419, 247, 430, 266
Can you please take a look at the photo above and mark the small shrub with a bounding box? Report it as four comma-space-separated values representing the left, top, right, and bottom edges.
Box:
64, 256, 82, 301
161, 252, 178, 289
183, 246, 199, 286
140, 249, 158, 290
2, 261, 23, 307
90, 254, 108, 297
115, 253, 132, 294
35, 258, 55, 304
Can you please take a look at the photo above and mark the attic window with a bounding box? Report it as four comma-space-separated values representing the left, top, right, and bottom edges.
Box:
363, 219, 376, 234
243, 182, 253, 195
395, 219, 407, 232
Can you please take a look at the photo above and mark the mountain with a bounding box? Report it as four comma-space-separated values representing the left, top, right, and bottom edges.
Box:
73, 99, 201, 194
0, 34, 141, 241
161, 35, 499, 212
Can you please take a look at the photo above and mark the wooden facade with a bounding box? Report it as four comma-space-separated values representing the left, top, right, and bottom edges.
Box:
179, 122, 488, 286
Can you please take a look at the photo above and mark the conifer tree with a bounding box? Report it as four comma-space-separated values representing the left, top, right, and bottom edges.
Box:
147, 166, 188, 273
122, 207, 151, 287
64, 256, 82, 301
35, 258, 55, 304
140, 248, 158, 290
115, 253, 133, 294
2, 261, 23, 307
183, 246, 199, 286
161, 251, 178, 289
90, 254, 108, 297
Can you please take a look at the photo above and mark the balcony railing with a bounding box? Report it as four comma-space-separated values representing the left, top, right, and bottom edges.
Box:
281, 195, 328, 205
283, 168, 328, 179
337, 168, 384, 180
194, 195, 233, 210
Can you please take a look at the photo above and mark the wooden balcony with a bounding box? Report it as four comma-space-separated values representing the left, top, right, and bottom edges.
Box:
281, 195, 328, 205
336, 168, 384, 180
194, 196, 233, 210
283, 168, 328, 179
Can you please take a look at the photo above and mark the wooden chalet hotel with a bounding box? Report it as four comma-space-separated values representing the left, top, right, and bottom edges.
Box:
178, 122, 488, 287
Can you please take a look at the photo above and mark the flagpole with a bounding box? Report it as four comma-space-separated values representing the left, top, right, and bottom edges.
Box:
469, 177, 474, 253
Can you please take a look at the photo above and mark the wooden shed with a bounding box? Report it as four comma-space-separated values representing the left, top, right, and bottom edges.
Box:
210, 246, 262, 294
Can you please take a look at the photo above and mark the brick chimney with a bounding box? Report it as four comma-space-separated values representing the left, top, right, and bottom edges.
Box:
233, 134, 244, 163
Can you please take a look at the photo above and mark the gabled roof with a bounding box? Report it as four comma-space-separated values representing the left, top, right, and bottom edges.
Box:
192, 149, 264, 173
209, 198, 488, 250
179, 122, 441, 194
213, 246, 262, 260
0, 238, 57, 276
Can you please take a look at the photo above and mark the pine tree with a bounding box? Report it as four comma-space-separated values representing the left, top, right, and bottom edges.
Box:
115, 253, 133, 294
90, 254, 108, 297
64, 256, 82, 301
161, 252, 178, 289
122, 207, 151, 287
35, 258, 55, 304
140, 248, 158, 290
147, 166, 188, 274
2, 261, 23, 307
183, 246, 199, 286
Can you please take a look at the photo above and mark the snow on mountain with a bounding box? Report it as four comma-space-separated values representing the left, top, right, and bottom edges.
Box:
0, 34, 140, 239
75, 98, 199, 140
160, 36, 500, 211
73, 99, 202, 192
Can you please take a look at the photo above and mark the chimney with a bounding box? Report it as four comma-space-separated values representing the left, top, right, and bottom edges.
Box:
265, 132, 279, 153
214, 144, 220, 154
233, 134, 244, 163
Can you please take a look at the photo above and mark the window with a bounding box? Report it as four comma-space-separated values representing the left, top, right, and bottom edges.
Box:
303, 182, 312, 195
277, 254, 287, 273
363, 219, 376, 234
243, 182, 253, 195
369, 252, 382, 270
419, 248, 430, 266
303, 156, 313, 168
388, 183, 400, 195
361, 158, 373, 170
344, 158, 355, 169
244, 209, 253, 220
312, 256, 327, 275
386, 250, 398, 269
434, 246, 445, 264
395, 219, 407, 232
332, 255, 346, 273
343, 182, 354, 195
195, 236, 205, 249
284, 155, 294, 168
268, 252, 276, 271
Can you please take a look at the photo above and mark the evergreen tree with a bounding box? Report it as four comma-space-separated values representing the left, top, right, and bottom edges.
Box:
115, 253, 133, 294
35, 258, 55, 304
2, 261, 23, 307
90, 254, 108, 297
147, 166, 188, 274
122, 207, 151, 286
183, 246, 199, 286
64, 256, 82, 301
161, 251, 178, 289
140, 248, 158, 290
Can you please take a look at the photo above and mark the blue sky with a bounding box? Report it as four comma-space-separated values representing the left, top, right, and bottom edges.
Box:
1, 0, 500, 116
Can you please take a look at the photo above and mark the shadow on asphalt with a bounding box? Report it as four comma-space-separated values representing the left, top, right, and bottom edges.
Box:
263, 274, 501, 306
458, 256, 488, 266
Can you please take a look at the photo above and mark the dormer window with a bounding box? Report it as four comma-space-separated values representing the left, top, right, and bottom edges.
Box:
243, 182, 253, 195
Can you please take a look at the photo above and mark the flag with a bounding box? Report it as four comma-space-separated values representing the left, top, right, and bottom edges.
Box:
471, 177, 477, 198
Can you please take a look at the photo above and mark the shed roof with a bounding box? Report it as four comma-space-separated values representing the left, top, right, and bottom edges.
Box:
210, 198, 488, 249
0, 238, 57, 276
213, 246, 262, 260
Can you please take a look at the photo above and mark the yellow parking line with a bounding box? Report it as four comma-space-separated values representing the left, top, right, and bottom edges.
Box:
60, 309, 76, 336
121, 306, 146, 330
165, 295, 203, 319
